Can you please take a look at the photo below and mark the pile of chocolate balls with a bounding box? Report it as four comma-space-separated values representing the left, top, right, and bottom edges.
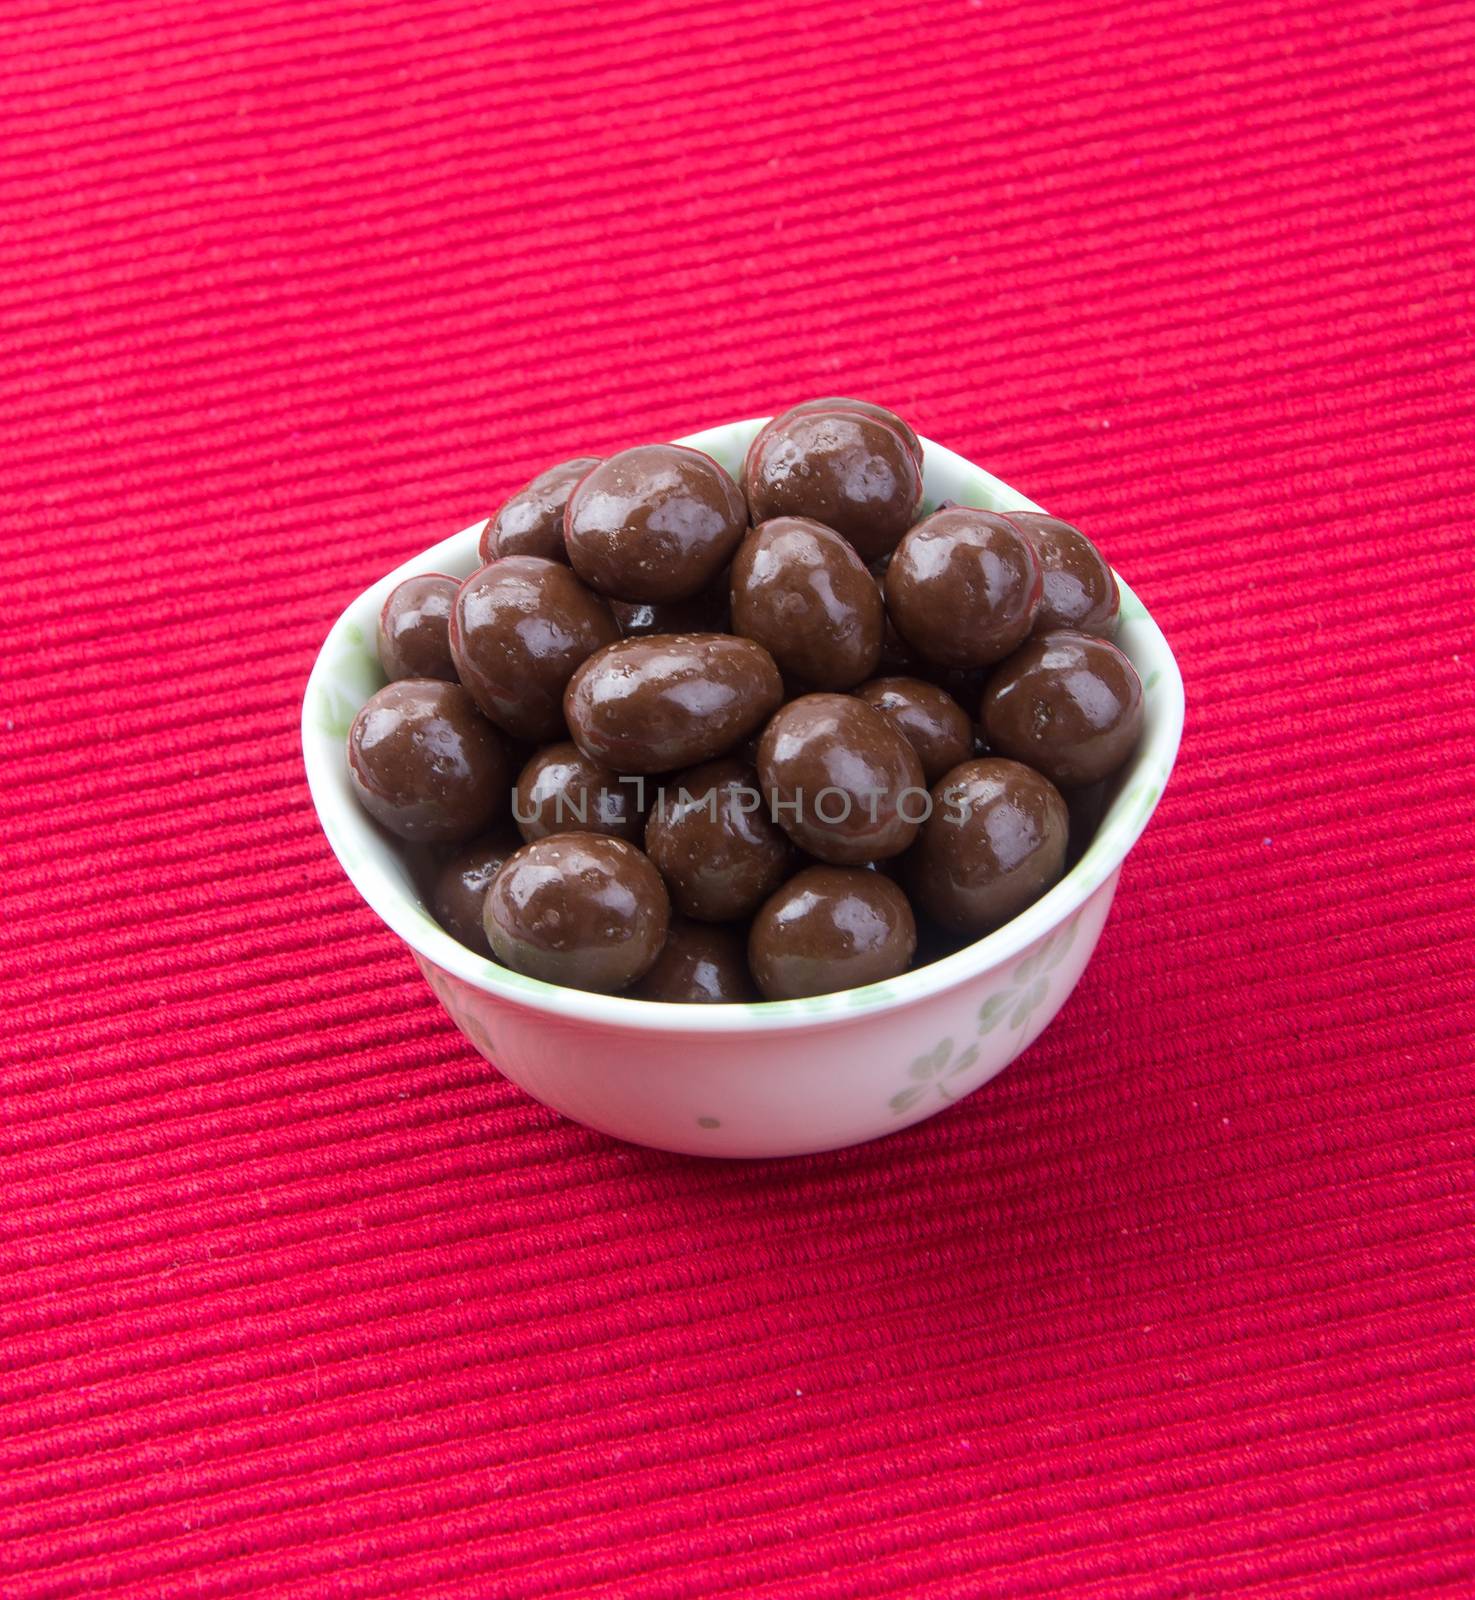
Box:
346, 399, 1143, 1002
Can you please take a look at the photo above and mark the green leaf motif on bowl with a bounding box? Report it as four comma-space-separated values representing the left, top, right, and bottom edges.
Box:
1124, 780, 1162, 831
888, 912, 1085, 1117
314, 683, 360, 742
314, 630, 384, 741
977, 915, 1081, 1037
888, 1036, 981, 1115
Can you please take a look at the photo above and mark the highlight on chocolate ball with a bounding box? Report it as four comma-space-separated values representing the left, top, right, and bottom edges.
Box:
318, 398, 1169, 1012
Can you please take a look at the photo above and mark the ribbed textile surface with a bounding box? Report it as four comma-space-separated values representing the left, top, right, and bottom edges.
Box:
3, 2, 1474, 1595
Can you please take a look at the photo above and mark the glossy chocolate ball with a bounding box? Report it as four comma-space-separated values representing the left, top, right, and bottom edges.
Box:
429, 825, 521, 955
777, 397, 922, 466
748, 866, 917, 1001
743, 410, 923, 565
907, 758, 1068, 934
565, 444, 748, 603
513, 741, 647, 844
757, 693, 925, 864
630, 918, 758, 1003
347, 679, 509, 844
377, 573, 459, 683
981, 631, 1143, 788
480, 456, 601, 564
885, 508, 1042, 668
450, 556, 619, 743
483, 834, 669, 992
565, 633, 784, 774
855, 676, 974, 785
730, 517, 884, 690
1006, 510, 1119, 637
645, 758, 791, 921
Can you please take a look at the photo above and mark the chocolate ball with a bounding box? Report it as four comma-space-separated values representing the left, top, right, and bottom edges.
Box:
743, 410, 922, 565
757, 693, 925, 864
630, 918, 758, 1003
377, 573, 459, 683
730, 517, 884, 690
565, 444, 748, 603
644, 758, 792, 921
483, 834, 669, 992
565, 633, 784, 774
777, 397, 922, 467
480, 456, 601, 564
513, 741, 647, 844
748, 866, 917, 1001
981, 631, 1144, 788
855, 676, 974, 785
907, 758, 1068, 935
885, 508, 1042, 669
347, 679, 509, 844
1006, 511, 1119, 637
450, 556, 619, 743
429, 825, 521, 955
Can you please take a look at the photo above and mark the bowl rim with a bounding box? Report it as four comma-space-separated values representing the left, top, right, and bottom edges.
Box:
301, 418, 1185, 1035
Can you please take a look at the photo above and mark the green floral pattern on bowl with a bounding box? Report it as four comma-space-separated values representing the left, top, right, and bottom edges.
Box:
313, 623, 383, 740
888, 911, 1084, 1116
888, 1037, 981, 1114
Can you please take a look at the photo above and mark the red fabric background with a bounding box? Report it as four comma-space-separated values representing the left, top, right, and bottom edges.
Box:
2, 2, 1473, 1595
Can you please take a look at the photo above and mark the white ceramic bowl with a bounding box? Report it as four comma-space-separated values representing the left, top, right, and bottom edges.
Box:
302, 419, 1184, 1157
